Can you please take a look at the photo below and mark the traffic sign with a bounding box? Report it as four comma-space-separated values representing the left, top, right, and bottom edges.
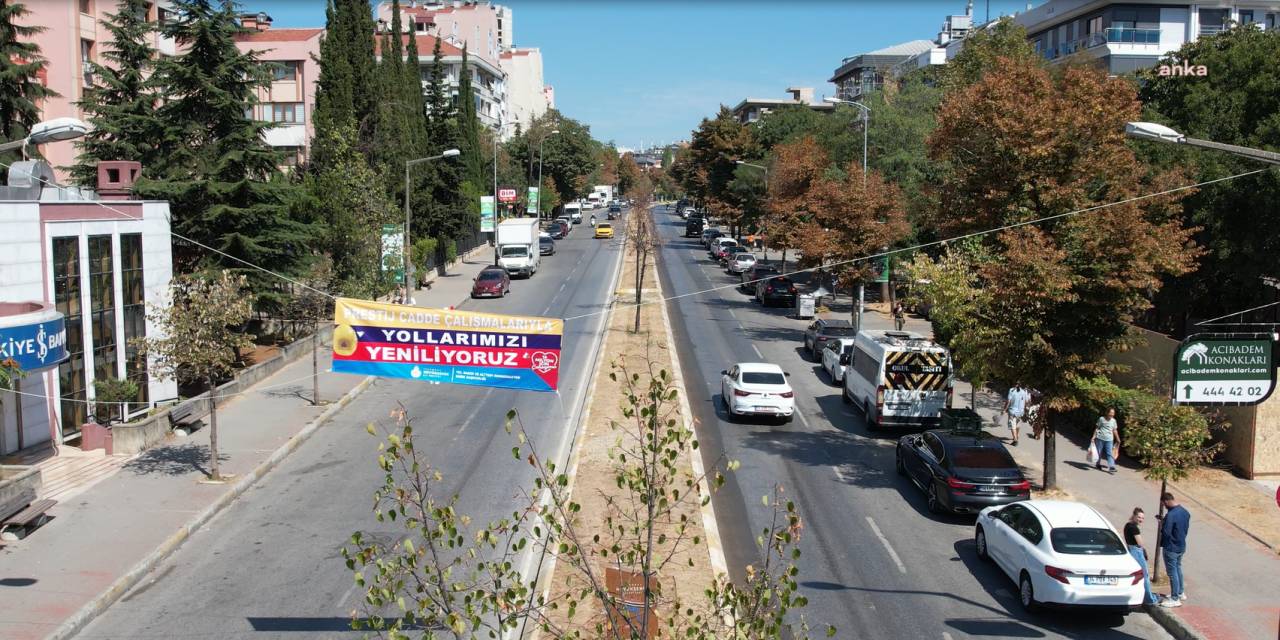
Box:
1173, 334, 1276, 405
498, 188, 517, 203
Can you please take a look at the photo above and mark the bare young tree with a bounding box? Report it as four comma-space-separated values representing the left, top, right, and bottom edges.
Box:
135, 273, 254, 481
627, 177, 656, 333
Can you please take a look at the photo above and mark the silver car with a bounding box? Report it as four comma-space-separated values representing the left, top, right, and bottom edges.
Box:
727, 252, 757, 274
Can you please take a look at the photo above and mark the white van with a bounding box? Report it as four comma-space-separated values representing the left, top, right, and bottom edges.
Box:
841, 330, 953, 430
563, 202, 583, 224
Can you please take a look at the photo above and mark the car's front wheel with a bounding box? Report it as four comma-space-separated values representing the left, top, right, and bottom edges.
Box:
975, 526, 990, 561
1019, 572, 1039, 612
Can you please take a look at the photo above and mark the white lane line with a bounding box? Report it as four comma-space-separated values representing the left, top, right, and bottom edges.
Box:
866, 516, 907, 574
560, 282, 567, 292
542, 304, 552, 315
728, 309, 738, 320
796, 410, 811, 429
831, 465, 850, 483
942, 633, 954, 640
751, 344, 763, 358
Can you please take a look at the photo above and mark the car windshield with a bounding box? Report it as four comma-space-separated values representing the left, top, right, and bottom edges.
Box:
478, 271, 503, 281
1049, 528, 1127, 555
598, 224, 611, 229
952, 447, 1016, 469
822, 326, 856, 336
742, 372, 786, 385
501, 247, 528, 257
736, 254, 755, 261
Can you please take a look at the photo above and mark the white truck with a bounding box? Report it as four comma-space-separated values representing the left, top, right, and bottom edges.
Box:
563, 201, 584, 223
496, 218, 541, 278
593, 185, 615, 206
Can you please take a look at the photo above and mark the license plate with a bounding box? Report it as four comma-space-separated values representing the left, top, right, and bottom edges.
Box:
979, 485, 1001, 493
1084, 576, 1118, 586
754, 406, 776, 412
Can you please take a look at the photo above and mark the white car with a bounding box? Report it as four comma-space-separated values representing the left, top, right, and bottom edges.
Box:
727, 252, 757, 274
975, 500, 1144, 613
720, 363, 794, 423
820, 338, 856, 385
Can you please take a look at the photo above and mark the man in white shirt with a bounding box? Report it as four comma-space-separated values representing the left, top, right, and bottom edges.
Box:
1005, 383, 1031, 445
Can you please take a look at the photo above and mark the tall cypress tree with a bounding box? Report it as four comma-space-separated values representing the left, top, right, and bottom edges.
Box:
312, 1, 354, 136
72, 0, 157, 186
421, 36, 465, 272
371, 0, 409, 190
138, 0, 316, 308
0, 0, 57, 163
344, 0, 377, 138
401, 22, 426, 156
456, 44, 484, 190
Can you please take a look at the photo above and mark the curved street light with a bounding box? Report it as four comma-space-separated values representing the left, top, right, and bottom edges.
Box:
1125, 122, 1280, 165
0, 117, 90, 154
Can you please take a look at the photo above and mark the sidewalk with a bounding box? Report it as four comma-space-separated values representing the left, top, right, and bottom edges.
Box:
882, 308, 1280, 640
0, 250, 492, 640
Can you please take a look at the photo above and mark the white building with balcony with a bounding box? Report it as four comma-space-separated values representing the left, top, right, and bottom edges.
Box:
829, 40, 935, 101
376, 34, 509, 135
1014, 1, 1280, 74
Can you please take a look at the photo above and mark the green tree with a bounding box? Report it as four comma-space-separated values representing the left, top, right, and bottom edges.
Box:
136, 0, 315, 309
312, 0, 377, 150
136, 273, 255, 481
72, 0, 157, 186
941, 17, 1038, 91
685, 106, 758, 235
925, 57, 1201, 489
617, 152, 641, 196
420, 35, 466, 274
1137, 27, 1280, 334
0, 0, 57, 164
455, 44, 486, 191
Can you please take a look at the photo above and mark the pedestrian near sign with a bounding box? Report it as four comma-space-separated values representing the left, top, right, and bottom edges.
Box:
1172, 334, 1276, 405
498, 188, 517, 203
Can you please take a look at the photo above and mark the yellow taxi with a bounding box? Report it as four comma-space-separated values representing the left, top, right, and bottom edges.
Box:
594, 222, 614, 239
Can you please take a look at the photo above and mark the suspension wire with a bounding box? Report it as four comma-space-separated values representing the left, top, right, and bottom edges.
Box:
1, 366, 336, 407
1195, 300, 1280, 326
563, 168, 1268, 321
0, 158, 336, 300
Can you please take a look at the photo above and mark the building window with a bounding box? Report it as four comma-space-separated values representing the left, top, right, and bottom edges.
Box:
120, 234, 149, 412
276, 145, 303, 167
157, 6, 170, 25
1239, 10, 1255, 25
1199, 8, 1229, 36
1087, 16, 1102, 34
79, 0, 92, 14
270, 102, 304, 124
88, 236, 118, 399
54, 238, 86, 438
81, 39, 94, 87
272, 60, 300, 82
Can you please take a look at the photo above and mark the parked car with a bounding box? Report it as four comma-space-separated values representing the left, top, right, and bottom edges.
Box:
539, 236, 556, 256
741, 264, 779, 293
555, 217, 573, 233
470, 266, 511, 298
755, 276, 798, 307
820, 337, 856, 384
594, 222, 614, 239
700, 228, 724, 247
709, 237, 738, 260
895, 428, 1030, 514
718, 245, 748, 267
720, 362, 794, 424
548, 221, 569, 239
974, 500, 1144, 612
727, 252, 757, 274
842, 330, 954, 430
802, 318, 856, 360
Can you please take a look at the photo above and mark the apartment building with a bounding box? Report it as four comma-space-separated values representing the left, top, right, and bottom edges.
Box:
18, 0, 176, 182
829, 40, 935, 101
501, 48, 553, 131
233, 14, 321, 168
895, 5, 977, 76
1014, 1, 1280, 74
374, 34, 508, 131
730, 87, 835, 125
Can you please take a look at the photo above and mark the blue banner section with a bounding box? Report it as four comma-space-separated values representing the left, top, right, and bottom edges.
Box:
333, 359, 555, 392
351, 325, 563, 349
0, 316, 68, 372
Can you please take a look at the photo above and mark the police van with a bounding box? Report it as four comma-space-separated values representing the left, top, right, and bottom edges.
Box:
841, 330, 953, 430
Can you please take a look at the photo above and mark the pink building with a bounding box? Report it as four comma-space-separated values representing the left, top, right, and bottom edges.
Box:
233, 14, 322, 168
379, 0, 512, 68
17, 0, 177, 182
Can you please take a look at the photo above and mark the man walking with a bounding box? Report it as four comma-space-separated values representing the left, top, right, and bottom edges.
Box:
1094, 408, 1121, 473
1157, 492, 1191, 607
1004, 383, 1030, 445
1124, 507, 1157, 606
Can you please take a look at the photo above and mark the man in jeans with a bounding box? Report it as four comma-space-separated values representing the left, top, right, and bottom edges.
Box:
1124, 507, 1157, 606
1157, 492, 1191, 607
1004, 383, 1030, 445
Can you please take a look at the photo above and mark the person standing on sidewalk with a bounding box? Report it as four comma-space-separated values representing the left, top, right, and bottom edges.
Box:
1004, 383, 1031, 445
1094, 408, 1120, 473
1157, 492, 1191, 607
892, 302, 906, 331
1124, 507, 1157, 606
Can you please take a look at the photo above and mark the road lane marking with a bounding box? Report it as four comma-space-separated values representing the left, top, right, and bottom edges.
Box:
942, 633, 955, 640
560, 282, 567, 292
832, 465, 850, 483
728, 309, 737, 320
751, 344, 763, 358
796, 410, 810, 429
866, 516, 907, 574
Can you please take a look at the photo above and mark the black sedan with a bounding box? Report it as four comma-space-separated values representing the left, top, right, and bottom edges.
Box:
802, 318, 856, 360
895, 428, 1030, 515
755, 276, 797, 308
539, 236, 556, 255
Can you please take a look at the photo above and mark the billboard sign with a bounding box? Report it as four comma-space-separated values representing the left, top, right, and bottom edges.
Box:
332, 297, 564, 392
498, 188, 518, 203
480, 196, 495, 233
0, 313, 67, 372
381, 224, 404, 284
1173, 334, 1276, 405
528, 186, 540, 213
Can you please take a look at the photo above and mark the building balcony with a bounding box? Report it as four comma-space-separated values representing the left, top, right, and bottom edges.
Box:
1047, 28, 1162, 60
1198, 24, 1226, 37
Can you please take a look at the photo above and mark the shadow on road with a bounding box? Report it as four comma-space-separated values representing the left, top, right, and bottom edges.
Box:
123, 442, 227, 477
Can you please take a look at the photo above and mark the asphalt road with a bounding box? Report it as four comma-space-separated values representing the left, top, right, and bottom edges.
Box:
76, 215, 626, 639
652, 205, 1172, 640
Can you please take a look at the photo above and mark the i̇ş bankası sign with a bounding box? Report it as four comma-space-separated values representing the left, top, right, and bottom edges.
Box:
1173, 335, 1276, 406
331, 297, 562, 392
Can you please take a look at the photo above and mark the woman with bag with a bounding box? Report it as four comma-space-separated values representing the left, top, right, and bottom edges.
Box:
1093, 407, 1121, 473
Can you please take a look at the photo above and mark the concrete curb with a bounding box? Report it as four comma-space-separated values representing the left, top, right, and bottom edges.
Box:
1146, 604, 1208, 640
44, 374, 376, 640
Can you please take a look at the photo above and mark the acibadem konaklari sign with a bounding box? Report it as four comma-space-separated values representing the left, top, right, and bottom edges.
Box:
1173, 334, 1277, 405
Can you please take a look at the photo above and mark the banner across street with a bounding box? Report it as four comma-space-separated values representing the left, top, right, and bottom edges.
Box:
331, 297, 563, 392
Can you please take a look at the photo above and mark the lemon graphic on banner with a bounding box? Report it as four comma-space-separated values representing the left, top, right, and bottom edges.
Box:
334, 324, 359, 356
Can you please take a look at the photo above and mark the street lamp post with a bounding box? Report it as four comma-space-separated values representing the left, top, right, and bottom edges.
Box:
735, 159, 770, 264
536, 129, 559, 219
1126, 122, 1280, 165
492, 122, 517, 265
0, 117, 90, 155
825, 97, 882, 314
405, 149, 461, 289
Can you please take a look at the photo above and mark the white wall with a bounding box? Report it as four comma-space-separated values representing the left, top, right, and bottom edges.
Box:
1160, 8, 1190, 52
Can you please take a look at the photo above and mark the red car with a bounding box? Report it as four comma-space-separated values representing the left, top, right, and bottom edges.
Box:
471, 267, 510, 298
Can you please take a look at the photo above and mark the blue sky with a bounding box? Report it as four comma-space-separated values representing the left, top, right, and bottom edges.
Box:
252, 1, 1038, 149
